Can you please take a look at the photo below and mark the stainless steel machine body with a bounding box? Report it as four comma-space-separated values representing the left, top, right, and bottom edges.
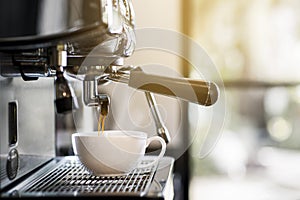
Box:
0, 1, 175, 198
0, 0, 218, 198
1, 0, 135, 193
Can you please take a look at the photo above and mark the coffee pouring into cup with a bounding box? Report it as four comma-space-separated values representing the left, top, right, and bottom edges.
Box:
70, 61, 219, 176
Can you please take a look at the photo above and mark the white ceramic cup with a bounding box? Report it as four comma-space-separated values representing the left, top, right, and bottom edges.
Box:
72, 130, 166, 176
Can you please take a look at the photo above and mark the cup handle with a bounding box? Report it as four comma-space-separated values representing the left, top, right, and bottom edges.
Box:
140, 136, 166, 168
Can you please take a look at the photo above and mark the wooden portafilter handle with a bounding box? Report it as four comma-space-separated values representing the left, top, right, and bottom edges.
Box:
128, 68, 219, 106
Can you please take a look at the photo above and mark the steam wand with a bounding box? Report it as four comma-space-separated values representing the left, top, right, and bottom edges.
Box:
145, 91, 171, 144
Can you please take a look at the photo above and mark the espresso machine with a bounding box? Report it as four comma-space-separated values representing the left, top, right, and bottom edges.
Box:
0, 0, 218, 198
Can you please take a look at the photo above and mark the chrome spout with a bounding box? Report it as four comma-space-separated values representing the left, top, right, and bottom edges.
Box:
83, 78, 99, 107
83, 77, 110, 116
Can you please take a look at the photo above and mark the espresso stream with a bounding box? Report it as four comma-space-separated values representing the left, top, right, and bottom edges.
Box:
98, 114, 106, 136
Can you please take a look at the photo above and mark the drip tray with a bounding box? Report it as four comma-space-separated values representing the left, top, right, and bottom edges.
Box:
4, 156, 174, 199
24, 159, 156, 196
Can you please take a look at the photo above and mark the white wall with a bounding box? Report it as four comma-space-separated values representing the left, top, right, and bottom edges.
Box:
132, 0, 182, 30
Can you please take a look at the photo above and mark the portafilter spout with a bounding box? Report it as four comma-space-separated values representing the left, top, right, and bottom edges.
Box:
83, 73, 110, 118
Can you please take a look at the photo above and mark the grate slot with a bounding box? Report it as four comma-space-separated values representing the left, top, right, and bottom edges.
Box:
20, 157, 157, 197
26, 165, 73, 193
1, 167, 6, 180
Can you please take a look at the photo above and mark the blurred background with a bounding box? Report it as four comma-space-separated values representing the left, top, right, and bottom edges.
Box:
132, 0, 300, 200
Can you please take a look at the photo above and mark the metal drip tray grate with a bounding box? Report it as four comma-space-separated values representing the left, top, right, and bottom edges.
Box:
21, 157, 157, 197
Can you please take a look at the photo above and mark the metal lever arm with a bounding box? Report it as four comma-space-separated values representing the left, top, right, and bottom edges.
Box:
128, 67, 219, 106
145, 92, 171, 144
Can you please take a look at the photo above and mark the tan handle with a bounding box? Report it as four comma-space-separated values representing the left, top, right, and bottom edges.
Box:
128, 68, 219, 106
